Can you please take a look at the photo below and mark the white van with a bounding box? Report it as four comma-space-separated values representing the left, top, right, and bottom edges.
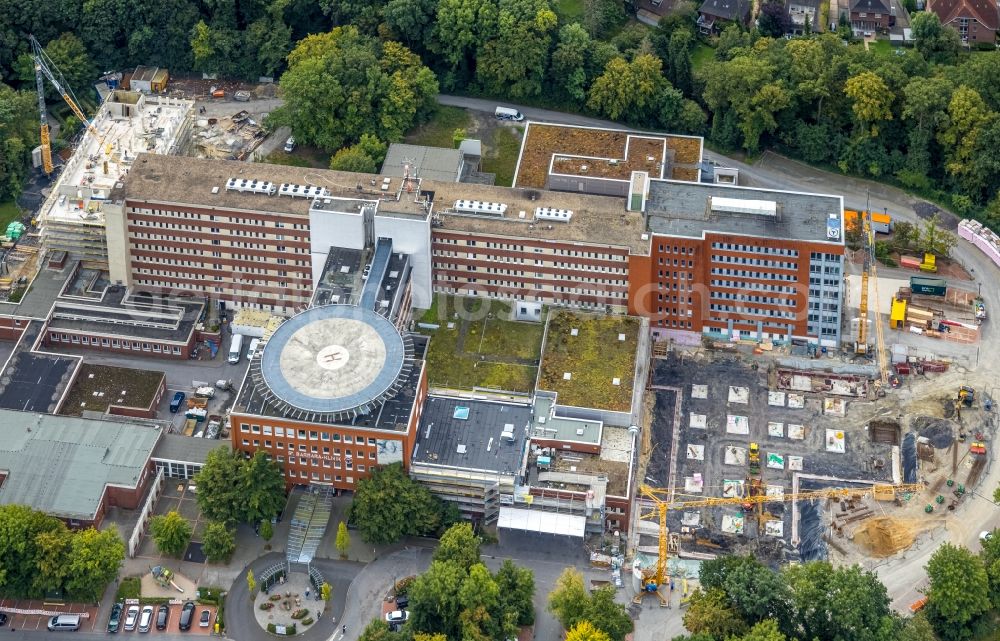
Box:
48, 614, 81, 631
228, 334, 244, 364
495, 106, 524, 121
247, 338, 261, 360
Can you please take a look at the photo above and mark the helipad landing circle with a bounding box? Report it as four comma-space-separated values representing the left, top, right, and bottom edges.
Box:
315, 344, 351, 371
260, 305, 406, 414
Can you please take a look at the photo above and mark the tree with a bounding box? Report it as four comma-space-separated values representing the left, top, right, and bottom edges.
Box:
0, 84, 38, 202
925, 543, 990, 640
583, 587, 633, 641
758, 0, 791, 37
194, 447, 245, 524
494, 559, 535, 626
845, 72, 894, 137
349, 463, 456, 544
360, 619, 407, 641
240, 450, 287, 525
588, 54, 669, 124
201, 522, 236, 563
335, 522, 351, 558
784, 561, 896, 641
0, 504, 64, 597
911, 12, 961, 65
321, 582, 332, 601
551, 23, 593, 102
260, 519, 273, 542
683, 588, 748, 639
409, 559, 469, 638
548, 567, 588, 630
65, 528, 125, 601
20, 33, 96, 102
918, 213, 957, 257
584, 0, 626, 38
698, 555, 791, 626
273, 27, 438, 151
938, 86, 996, 199
740, 619, 788, 641
247, 569, 257, 595
895, 612, 938, 641
434, 522, 480, 570
566, 621, 612, 641
432, 0, 498, 78
33, 527, 73, 596
666, 28, 694, 95
901, 76, 953, 176
150, 511, 192, 557
384, 0, 438, 51
716, 24, 752, 60
702, 55, 789, 153
330, 135, 388, 173
476, 0, 558, 98
459, 563, 501, 640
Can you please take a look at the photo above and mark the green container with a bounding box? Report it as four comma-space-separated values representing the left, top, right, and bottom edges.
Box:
910, 276, 947, 297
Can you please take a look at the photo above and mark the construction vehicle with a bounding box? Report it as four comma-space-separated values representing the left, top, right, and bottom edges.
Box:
855, 198, 890, 388
959, 386, 975, 407
748, 442, 760, 475
634, 481, 923, 606
29, 35, 102, 175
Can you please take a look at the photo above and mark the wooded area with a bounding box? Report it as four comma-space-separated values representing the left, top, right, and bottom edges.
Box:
1, 0, 999, 220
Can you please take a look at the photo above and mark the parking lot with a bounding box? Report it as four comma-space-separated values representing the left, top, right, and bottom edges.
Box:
0, 600, 99, 632
114, 603, 217, 635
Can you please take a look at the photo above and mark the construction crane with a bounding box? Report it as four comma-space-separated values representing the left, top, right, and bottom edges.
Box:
633, 481, 923, 606
854, 192, 889, 386
29, 35, 100, 175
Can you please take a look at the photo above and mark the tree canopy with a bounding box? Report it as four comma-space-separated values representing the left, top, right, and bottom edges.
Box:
193, 446, 286, 525
150, 511, 192, 557
348, 463, 458, 544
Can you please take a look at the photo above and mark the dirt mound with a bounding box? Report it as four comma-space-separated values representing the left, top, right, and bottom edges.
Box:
853, 517, 917, 557
911, 416, 956, 448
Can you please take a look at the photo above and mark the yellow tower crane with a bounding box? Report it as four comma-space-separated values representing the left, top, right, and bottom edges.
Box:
633, 481, 922, 606
854, 194, 889, 386
30, 35, 103, 175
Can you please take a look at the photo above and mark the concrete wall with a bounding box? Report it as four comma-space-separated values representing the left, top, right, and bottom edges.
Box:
374, 213, 432, 309
103, 199, 131, 285
547, 174, 630, 198
309, 204, 365, 285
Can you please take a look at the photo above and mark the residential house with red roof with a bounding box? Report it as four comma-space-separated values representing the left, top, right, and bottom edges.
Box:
927, 0, 999, 43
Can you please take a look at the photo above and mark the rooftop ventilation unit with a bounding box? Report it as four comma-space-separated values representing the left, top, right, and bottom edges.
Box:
453, 199, 507, 216
711, 197, 776, 217
534, 207, 574, 222
226, 177, 277, 195
279, 183, 330, 199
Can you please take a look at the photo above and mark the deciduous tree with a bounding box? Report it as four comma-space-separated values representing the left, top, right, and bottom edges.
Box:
699, 555, 791, 627
494, 559, 536, 626
583, 0, 626, 39
911, 11, 961, 65
925, 543, 990, 640
548, 567, 588, 630
476, 0, 558, 98
845, 72, 894, 137
335, 521, 351, 558
151, 511, 192, 557
583, 587, 633, 641
784, 561, 896, 641
193, 447, 244, 524
588, 54, 668, 123
683, 588, 748, 639
65, 528, 125, 601
241, 450, 286, 524
349, 463, 456, 544
433, 522, 480, 570
330, 134, 387, 173
409, 560, 469, 638
566, 621, 611, 641
201, 522, 236, 563
758, 0, 790, 37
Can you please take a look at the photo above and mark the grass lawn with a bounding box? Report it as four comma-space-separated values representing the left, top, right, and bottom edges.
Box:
538, 311, 641, 412
0, 201, 22, 229
869, 39, 894, 56
263, 151, 312, 167
691, 43, 716, 72
483, 126, 523, 187
417, 295, 544, 394
554, 0, 584, 23
59, 364, 166, 416
405, 106, 472, 148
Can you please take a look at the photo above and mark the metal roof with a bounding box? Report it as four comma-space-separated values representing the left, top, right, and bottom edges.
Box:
413, 396, 531, 473
0, 410, 161, 521
381, 143, 464, 183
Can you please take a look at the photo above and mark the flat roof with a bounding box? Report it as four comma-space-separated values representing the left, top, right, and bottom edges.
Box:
260, 305, 407, 415
0, 262, 76, 319
531, 395, 603, 445
0, 410, 160, 521
153, 433, 229, 464
117, 155, 650, 255
645, 180, 845, 244
413, 396, 531, 473
382, 144, 463, 183
0, 321, 79, 414
514, 122, 704, 188
42, 93, 193, 226
538, 312, 641, 413
58, 364, 164, 417
313, 247, 365, 307
45, 287, 203, 343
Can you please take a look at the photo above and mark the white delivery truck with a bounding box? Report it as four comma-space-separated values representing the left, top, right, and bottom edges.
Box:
228, 334, 244, 364
495, 106, 524, 121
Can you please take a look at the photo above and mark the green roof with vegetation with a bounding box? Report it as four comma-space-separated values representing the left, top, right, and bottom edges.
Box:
538, 311, 640, 412
417, 295, 544, 394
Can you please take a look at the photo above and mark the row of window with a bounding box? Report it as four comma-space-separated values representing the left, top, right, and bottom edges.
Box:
434, 237, 626, 261
710, 268, 797, 281
708, 303, 797, 319
808, 277, 841, 287
130, 218, 307, 241
809, 252, 842, 262
433, 287, 616, 310
655, 319, 694, 328
657, 270, 693, 280
440, 276, 624, 298
50, 332, 183, 353
710, 291, 796, 307
129, 208, 307, 230
806, 314, 840, 323
808, 265, 842, 275
711, 242, 799, 257
711, 279, 797, 294
240, 424, 381, 444
432, 251, 626, 274
712, 255, 797, 270
658, 244, 696, 255
130, 232, 309, 258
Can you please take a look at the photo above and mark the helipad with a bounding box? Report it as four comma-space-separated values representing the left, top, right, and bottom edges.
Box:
260, 305, 406, 414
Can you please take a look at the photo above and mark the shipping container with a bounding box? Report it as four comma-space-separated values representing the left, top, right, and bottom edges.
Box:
910, 276, 947, 297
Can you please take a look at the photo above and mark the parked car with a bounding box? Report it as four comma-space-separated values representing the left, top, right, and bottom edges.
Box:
124, 606, 140, 631
199, 609, 211, 628
156, 605, 169, 631
169, 391, 186, 413
138, 606, 154, 633
0, 613, 8, 627
47, 614, 81, 631
107, 603, 123, 633
385, 610, 409, 624
247, 338, 261, 360
283, 136, 296, 153
179, 602, 196, 631
981, 531, 993, 542
395, 595, 409, 609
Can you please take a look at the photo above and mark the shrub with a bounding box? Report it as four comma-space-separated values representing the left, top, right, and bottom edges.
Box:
291, 608, 309, 620
394, 576, 416, 596
198, 586, 225, 605
259, 602, 274, 611
301, 617, 314, 626
268, 623, 276, 634
116, 577, 141, 601
269, 594, 282, 601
